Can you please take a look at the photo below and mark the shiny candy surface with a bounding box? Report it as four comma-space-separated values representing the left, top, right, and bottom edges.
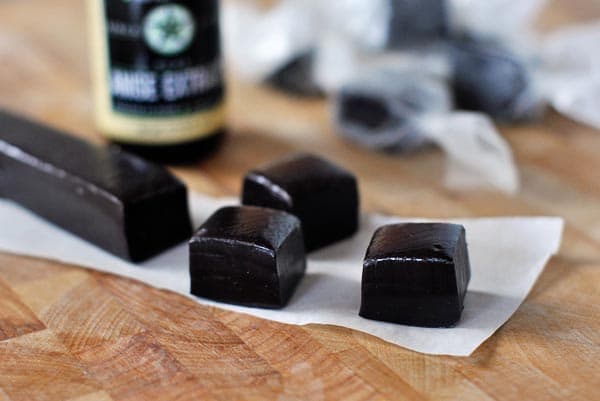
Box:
0, 111, 192, 262
242, 153, 359, 251
360, 223, 471, 327
190, 206, 306, 309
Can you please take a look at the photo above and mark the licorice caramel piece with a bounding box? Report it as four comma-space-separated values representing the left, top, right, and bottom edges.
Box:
360, 223, 471, 327
242, 153, 359, 251
189, 206, 306, 308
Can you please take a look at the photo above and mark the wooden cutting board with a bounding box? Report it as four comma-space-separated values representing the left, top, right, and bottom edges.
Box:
1, 0, 600, 400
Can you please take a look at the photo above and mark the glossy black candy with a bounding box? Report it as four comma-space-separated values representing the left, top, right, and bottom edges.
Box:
360, 223, 471, 327
242, 153, 359, 251
0, 111, 192, 262
189, 206, 306, 308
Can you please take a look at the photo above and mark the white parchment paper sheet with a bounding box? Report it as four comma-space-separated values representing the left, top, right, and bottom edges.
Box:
0, 193, 563, 356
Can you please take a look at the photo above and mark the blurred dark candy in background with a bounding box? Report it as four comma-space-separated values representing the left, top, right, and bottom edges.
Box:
449, 35, 542, 122
334, 69, 451, 152
224, 0, 600, 192
232, 0, 543, 126
266, 51, 324, 98
386, 0, 449, 48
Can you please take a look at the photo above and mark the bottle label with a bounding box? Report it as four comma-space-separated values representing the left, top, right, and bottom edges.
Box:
89, 0, 225, 144
104, 0, 223, 116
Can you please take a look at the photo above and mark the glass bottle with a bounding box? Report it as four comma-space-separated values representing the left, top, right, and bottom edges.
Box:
87, 0, 225, 163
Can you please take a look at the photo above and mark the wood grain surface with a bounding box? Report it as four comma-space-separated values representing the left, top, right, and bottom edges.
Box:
1, 0, 600, 400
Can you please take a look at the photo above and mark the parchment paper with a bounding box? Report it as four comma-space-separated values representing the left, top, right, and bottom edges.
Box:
0, 193, 563, 356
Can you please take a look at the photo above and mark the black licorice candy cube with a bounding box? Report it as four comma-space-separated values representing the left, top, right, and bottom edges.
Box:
242, 153, 359, 251
360, 223, 471, 327
189, 206, 306, 309
0, 111, 192, 262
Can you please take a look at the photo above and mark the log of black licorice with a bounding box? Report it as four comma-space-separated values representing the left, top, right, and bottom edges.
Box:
0, 111, 192, 262
360, 223, 471, 327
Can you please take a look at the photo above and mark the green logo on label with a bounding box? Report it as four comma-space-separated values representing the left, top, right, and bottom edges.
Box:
143, 4, 196, 56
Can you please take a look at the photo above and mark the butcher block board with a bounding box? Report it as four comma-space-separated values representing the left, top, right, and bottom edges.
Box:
1, 0, 600, 400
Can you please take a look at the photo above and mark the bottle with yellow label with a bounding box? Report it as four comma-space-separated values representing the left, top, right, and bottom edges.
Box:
88, 0, 225, 163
